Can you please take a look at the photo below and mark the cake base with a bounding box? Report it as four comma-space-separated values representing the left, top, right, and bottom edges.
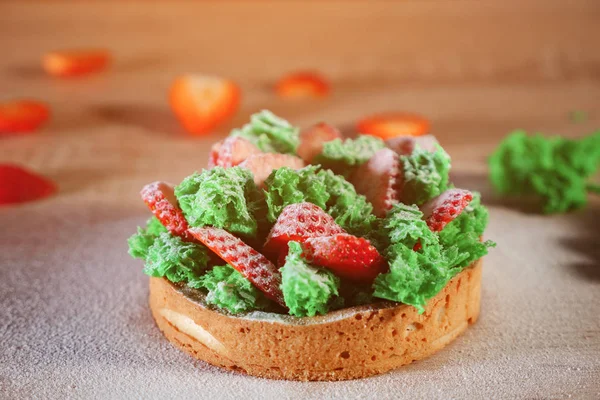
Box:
149, 260, 482, 381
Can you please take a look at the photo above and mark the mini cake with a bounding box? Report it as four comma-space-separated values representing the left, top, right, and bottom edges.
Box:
128, 110, 494, 381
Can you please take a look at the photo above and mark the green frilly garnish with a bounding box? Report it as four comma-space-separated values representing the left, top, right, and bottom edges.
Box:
143, 232, 211, 283
314, 135, 385, 176
280, 241, 340, 317
174, 166, 265, 237
231, 110, 300, 154
264, 166, 378, 236
188, 265, 268, 314
489, 130, 600, 213
400, 146, 451, 206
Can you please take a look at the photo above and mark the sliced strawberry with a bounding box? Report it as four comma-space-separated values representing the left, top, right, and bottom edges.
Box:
420, 188, 473, 232
302, 234, 386, 282
385, 134, 439, 156
43, 49, 111, 77
357, 113, 429, 140
350, 148, 402, 218
0, 100, 50, 134
188, 226, 285, 306
296, 122, 342, 163
0, 164, 56, 205
275, 71, 330, 98
238, 153, 305, 188
140, 181, 193, 241
263, 202, 345, 259
208, 136, 262, 168
169, 74, 240, 135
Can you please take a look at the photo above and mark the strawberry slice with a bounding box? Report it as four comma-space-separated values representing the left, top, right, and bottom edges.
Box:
0, 164, 56, 205
302, 234, 386, 282
188, 226, 285, 306
238, 153, 305, 188
385, 134, 439, 156
296, 122, 342, 163
140, 181, 193, 241
169, 75, 240, 135
208, 136, 262, 168
350, 148, 402, 217
357, 113, 429, 140
420, 188, 473, 232
0, 100, 50, 134
263, 202, 345, 259
43, 49, 111, 77
275, 71, 330, 98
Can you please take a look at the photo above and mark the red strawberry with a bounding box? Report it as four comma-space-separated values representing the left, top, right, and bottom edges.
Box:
208, 136, 262, 169
350, 148, 402, 217
188, 226, 285, 306
357, 113, 429, 140
302, 234, 386, 282
275, 71, 330, 98
0, 164, 56, 205
263, 202, 345, 259
420, 189, 473, 232
238, 153, 305, 188
296, 122, 342, 163
140, 181, 193, 241
385, 134, 439, 156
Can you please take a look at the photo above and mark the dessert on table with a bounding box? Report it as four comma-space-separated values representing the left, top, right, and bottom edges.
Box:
128, 110, 494, 381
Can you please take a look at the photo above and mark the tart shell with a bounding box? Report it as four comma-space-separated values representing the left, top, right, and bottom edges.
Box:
149, 260, 482, 381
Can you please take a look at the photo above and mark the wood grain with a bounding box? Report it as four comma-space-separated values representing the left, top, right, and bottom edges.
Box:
0, 1, 599, 399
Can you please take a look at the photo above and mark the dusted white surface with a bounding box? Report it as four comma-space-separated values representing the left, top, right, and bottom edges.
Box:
1, 1, 600, 398
1, 201, 599, 399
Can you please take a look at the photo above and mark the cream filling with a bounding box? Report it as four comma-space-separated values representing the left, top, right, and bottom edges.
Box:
159, 308, 228, 357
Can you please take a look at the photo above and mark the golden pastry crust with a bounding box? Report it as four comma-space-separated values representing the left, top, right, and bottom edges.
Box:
149, 260, 482, 381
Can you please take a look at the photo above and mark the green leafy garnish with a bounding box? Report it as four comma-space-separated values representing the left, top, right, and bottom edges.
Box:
231, 110, 300, 154
314, 135, 385, 176
174, 167, 265, 237
373, 204, 473, 312
263, 166, 378, 236
143, 232, 210, 283
188, 265, 268, 314
438, 192, 496, 268
489, 130, 600, 213
280, 241, 340, 317
318, 169, 378, 237
127, 217, 167, 260
400, 146, 451, 206
264, 165, 329, 223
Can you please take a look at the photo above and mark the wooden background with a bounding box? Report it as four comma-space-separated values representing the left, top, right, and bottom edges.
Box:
1, 2, 599, 399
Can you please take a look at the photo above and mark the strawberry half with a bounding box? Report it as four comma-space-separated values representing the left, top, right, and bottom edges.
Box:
208, 136, 262, 168
302, 234, 386, 282
238, 153, 305, 188
263, 202, 345, 259
420, 188, 473, 232
0, 164, 56, 205
140, 181, 193, 241
350, 148, 402, 217
385, 134, 439, 156
296, 122, 342, 163
188, 226, 285, 306
275, 71, 330, 98
43, 49, 111, 77
169, 74, 240, 135
0, 100, 50, 134
357, 113, 429, 140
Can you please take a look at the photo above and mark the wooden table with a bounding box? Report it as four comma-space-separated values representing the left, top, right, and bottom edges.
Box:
1, 2, 599, 399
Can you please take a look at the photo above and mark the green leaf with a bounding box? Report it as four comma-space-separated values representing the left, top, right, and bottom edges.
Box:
280, 241, 340, 317
188, 265, 269, 314
174, 167, 265, 237
144, 233, 211, 283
